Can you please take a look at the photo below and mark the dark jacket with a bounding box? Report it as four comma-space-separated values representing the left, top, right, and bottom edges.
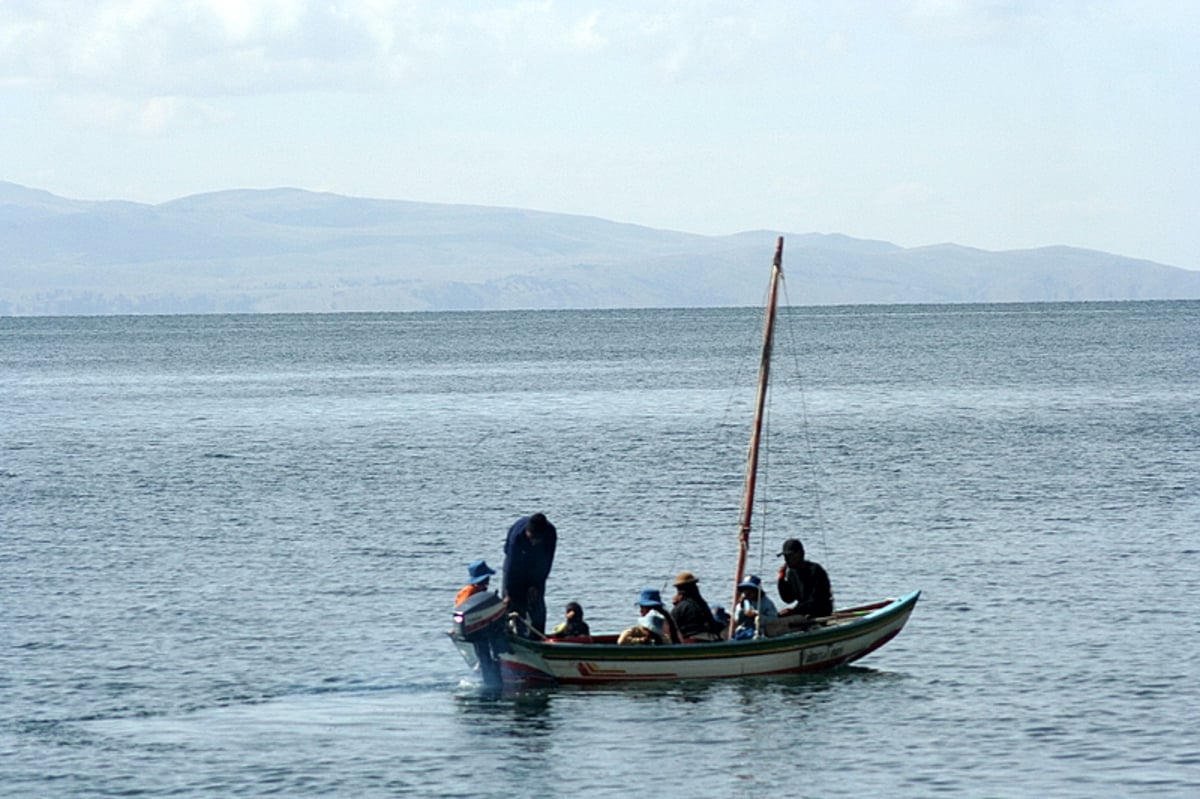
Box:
671, 591, 723, 640
777, 560, 833, 617
502, 515, 557, 603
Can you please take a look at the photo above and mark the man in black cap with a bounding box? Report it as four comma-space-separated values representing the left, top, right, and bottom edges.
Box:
502, 512, 557, 633
776, 538, 833, 618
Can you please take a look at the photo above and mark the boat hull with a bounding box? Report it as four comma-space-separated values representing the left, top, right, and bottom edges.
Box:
453, 591, 919, 687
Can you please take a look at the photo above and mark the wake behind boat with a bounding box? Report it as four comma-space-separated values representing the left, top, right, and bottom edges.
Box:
449, 238, 919, 688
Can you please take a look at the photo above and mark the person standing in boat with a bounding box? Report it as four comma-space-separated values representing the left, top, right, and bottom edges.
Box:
776, 538, 833, 618
502, 512, 557, 634
670, 571, 725, 641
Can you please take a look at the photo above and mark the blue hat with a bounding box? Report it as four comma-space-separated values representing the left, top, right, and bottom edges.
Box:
738, 575, 763, 591
467, 559, 496, 585
636, 588, 664, 608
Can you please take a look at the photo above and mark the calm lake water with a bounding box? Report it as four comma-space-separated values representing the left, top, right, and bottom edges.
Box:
2, 301, 1199, 797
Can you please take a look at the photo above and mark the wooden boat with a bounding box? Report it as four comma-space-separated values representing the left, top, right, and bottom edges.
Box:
449, 237, 919, 687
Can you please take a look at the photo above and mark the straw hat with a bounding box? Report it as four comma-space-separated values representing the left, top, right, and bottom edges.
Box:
673, 571, 699, 587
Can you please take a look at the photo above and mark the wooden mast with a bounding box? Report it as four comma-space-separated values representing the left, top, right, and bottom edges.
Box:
729, 236, 784, 637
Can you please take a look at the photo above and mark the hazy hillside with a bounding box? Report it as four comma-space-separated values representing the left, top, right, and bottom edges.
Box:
3, 182, 1198, 315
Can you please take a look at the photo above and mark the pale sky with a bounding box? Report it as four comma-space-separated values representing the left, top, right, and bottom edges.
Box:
2, 1, 1197, 269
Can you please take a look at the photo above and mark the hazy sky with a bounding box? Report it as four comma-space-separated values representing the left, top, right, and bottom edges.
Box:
3, 1, 1197, 268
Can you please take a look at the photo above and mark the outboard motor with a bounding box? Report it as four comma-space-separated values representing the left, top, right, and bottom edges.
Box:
449, 592, 509, 688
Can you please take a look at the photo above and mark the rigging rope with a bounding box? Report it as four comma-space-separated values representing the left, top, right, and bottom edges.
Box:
775, 278, 832, 567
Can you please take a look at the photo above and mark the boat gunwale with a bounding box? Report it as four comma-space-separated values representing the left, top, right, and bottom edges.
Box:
509, 590, 920, 662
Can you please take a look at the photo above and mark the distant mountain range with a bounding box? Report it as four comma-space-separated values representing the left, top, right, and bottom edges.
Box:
2, 181, 1198, 315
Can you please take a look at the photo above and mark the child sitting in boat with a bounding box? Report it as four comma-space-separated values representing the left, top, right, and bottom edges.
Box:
549, 601, 591, 638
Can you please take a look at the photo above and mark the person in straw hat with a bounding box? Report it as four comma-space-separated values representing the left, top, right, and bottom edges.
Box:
669, 571, 724, 641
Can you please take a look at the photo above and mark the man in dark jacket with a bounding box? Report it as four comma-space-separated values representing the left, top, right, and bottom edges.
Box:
776, 538, 833, 618
502, 512, 557, 633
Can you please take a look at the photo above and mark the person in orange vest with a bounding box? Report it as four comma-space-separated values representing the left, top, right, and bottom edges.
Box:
456, 559, 496, 606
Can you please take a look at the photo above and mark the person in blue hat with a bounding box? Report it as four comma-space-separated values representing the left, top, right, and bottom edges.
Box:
456, 559, 496, 606
618, 588, 681, 644
733, 574, 778, 639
